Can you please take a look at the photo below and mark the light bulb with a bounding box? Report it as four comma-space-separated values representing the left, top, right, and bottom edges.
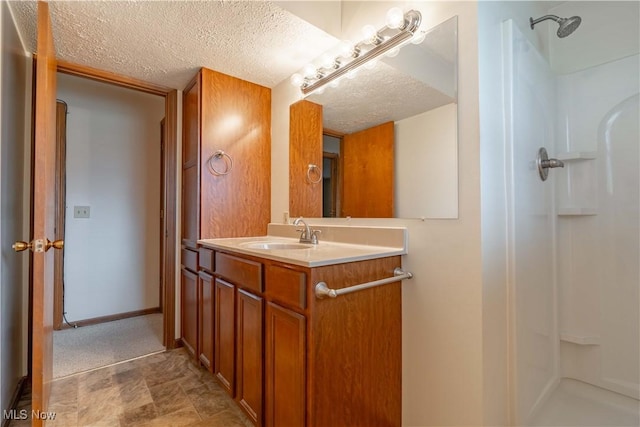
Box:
411, 31, 426, 44
290, 73, 304, 86
386, 47, 400, 58
303, 64, 317, 78
321, 54, 335, 69
362, 24, 377, 40
340, 40, 355, 57
386, 7, 405, 29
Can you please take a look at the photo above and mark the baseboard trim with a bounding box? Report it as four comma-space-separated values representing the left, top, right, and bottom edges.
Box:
3, 376, 28, 427
173, 338, 184, 349
58, 307, 161, 330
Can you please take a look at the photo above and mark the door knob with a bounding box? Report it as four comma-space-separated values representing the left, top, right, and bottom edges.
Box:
46, 239, 64, 251
12, 239, 64, 252
12, 241, 32, 252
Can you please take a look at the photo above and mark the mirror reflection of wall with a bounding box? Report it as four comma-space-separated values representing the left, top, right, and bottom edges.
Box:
290, 16, 459, 219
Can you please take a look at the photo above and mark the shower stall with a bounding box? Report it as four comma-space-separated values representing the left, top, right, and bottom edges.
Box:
480, 1, 639, 426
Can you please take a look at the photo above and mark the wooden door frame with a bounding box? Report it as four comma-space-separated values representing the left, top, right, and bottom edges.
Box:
51, 60, 178, 348
322, 151, 339, 217
53, 101, 67, 330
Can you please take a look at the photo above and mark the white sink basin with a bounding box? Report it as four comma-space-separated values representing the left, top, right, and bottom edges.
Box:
240, 241, 313, 250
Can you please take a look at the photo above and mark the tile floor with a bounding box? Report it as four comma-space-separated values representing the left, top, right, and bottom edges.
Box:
10, 348, 252, 427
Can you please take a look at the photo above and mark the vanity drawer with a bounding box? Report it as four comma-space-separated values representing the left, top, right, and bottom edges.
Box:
182, 248, 198, 272
215, 252, 263, 293
265, 264, 306, 311
199, 247, 214, 272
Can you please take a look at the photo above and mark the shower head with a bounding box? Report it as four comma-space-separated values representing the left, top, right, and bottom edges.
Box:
530, 14, 582, 38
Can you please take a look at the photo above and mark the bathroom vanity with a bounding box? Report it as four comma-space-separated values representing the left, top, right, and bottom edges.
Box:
194, 225, 409, 427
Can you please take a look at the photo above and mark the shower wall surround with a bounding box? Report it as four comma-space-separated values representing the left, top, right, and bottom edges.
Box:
497, 1, 639, 425
556, 54, 639, 400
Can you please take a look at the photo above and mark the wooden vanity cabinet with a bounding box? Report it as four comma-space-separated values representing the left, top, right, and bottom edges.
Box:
180, 66, 270, 360
203, 248, 402, 427
197, 270, 214, 371
236, 289, 264, 423
214, 251, 265, 425
181, 249, 199, 359
214, 278, 235, 394
265, 301, 306, 427
197, 247, 215, 371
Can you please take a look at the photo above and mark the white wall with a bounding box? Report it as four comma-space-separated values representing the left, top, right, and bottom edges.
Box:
0, 0, 30, 412
272, 2, 485, 425
395, 103, 457, 219
58, 73, 165, 321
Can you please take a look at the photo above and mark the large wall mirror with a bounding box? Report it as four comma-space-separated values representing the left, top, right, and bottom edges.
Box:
289, 15, 458, 219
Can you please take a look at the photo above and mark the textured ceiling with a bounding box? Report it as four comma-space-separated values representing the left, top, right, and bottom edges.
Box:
8, 1, 457, 133
8, 0, 338, 90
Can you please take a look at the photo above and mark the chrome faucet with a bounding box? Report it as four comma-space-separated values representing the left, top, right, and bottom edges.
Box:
293, 217, 320, 245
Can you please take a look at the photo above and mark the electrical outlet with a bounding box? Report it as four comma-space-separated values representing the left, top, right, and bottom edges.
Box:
74, 206, 90, 218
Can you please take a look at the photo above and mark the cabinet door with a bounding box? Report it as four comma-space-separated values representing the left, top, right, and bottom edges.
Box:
198, 271, 214, 371
214, 278, 235, 395
236, 289, 263, 425
265, 302, 305, 427
180, 267, 198, 358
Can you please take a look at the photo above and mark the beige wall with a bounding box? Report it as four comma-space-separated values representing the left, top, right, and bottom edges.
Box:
271, 2, 485, 425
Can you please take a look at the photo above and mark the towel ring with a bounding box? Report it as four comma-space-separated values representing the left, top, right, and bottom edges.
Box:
307, 164, 322, 184
208, 150, 233, 175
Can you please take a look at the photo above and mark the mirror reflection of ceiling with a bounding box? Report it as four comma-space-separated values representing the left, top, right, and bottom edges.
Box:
306, 16, 457, 134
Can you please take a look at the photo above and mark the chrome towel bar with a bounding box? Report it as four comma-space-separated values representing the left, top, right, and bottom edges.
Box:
315, 267, 413, 299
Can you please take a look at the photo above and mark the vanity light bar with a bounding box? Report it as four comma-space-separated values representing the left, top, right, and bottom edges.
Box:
299, 9, 422, 95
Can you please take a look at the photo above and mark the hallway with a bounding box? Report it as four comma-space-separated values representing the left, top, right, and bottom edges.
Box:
10, 349, 251, 426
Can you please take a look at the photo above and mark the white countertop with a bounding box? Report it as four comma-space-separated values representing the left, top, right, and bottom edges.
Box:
198, 235, 406, 267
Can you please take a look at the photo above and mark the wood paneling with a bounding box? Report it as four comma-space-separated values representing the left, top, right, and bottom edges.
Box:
199, 68, 271, 238
289, 100, 323, 218
214, 278, 236, 395
236, 289, 264, 425
342, 121, 395, 218
265, 302, 306, 427
32, 2, 57, 422
308, 256, 402, 426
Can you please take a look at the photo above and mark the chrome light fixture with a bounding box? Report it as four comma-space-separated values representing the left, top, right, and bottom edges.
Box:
291, 8, 423, 95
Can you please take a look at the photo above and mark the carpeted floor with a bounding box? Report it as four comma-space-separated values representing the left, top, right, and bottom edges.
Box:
53, 313, 165, 378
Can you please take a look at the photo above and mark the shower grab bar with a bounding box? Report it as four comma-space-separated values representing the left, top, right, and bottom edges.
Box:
314, 267, 413, 299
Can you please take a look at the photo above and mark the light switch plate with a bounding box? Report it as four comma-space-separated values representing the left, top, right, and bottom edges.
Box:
74, 206, 90, 218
